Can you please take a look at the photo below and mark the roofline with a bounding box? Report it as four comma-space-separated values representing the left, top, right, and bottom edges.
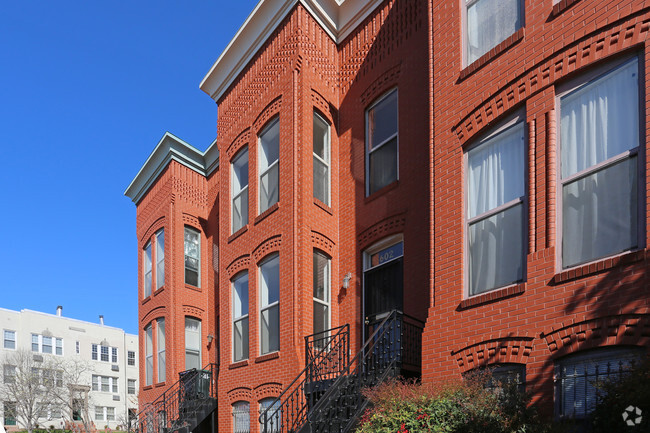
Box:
124, 132, 219, 205
199, 0, 384, 102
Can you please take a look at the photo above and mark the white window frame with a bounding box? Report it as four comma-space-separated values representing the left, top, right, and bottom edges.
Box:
31, 334, 63, 355
145, 324, 153, 386
365, 89, 399, 196
184, 226, 201, 287
128, 379, 136, 395
76, 341, 80, 354
111, 347, 118, 363
258, 118, 280, 214
313, 112, 331, 205
3, 364, 16, 384
556, 56, 643, 270
93, 375, 118, 393
157, 318, 165, 382
128, 350, 136, 366
464, 114, 527, 297
232, 272, 249, 362
232, 148, 249, 233
156, 229, 165, 290
185, 317, 202, 370
3, 330, 16, 350
259, 254, 280, 355
312, 251, 331, 340
56, 338, 63, 356
232, 401, 250, 433
259, 397, 281, 433
463, 0, 524, 66
144, 241, 152, 298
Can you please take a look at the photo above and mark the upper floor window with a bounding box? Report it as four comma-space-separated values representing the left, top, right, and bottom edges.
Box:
555, 347, 643, 419
184, 226, 200, 287
143, 228, 164, 297
366, 89, 398, 195
259, 254, 280, 355
232, 148, 249, 233
185, 317, 202, 370
92, 343, 116, 362
157, 318, 165, 382
3, 365, 16, 384
466, 118, 525, 296
313, 251, 331, 341
232, 272, 249, 362
145, 324, 153, 386
3, 330, 16, 350
128, 350, 136, 366
259, 119, 280, 213
313, 112, 331, 205
465, 0, 523, 64
92, 375, 119, 393
559, 58, 640, 268
32, 334, 63, 356
128, 379, 136, 395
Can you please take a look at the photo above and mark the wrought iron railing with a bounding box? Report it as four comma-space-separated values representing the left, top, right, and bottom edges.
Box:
306, 311, 424, 433
135, 363, 218, 433
259, 324, 350, 433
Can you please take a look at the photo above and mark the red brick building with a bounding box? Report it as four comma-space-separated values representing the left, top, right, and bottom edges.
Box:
125, 0, 650, 431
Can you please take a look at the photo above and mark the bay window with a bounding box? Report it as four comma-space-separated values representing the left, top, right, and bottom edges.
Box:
145, 324, 153, 386
157, 318, 165, 382
313, 113, 330, 205
466, 118, 525, 295
465, 0, 523, 64
313, 251, 331, 340
259, 119, 280, 213
233, 272, 249, 362
184, 227, 200, 287
559, 58, 640, 268
366, 90, 398, 195
232, 148, 249, 232
185, 317, 201, 370
259, 254, 280, 355
156, 229, 165, 289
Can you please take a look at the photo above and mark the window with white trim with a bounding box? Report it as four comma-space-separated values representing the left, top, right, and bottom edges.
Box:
465, 0, 523, 64
128, 379, 136, 395
3, 365, 16, 384
143, 228, 165, 297
313, 112, 331, 205
232, 148, 249, 233
313, 251, 331, 343
233, 272, 249, 362
76, 341, 80, 354
366, 89, 398, 195
157, 318, 165, 382
4, 402, 16, 426
128, 350, 136, 366
555, 347, 643, 419
259, 118, 280, 213
233, 401, 250, 433
259, 254, 280, 355
259, 398, 281, 433
185, 317, 201, 370
184, 226, 200, 287
156, 229, 165, 289
95, 406, 115, 422
559, 58, 641, 268
145, 324, 153, 386
31, 334, 63, 355
3, 330, 16, 350
144, 241, 152, 297
92, 375, 119, 393
466, 118, 526, 296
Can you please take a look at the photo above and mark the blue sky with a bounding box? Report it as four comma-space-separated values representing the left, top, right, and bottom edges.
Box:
0, 1, 259, 335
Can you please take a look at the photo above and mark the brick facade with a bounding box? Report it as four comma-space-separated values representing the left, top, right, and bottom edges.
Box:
126, 0, 650, 429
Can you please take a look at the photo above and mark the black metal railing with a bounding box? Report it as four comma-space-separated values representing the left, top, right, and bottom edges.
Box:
306, 311, 424, 433
259, 324, 350, 433
135, 363, 218, 433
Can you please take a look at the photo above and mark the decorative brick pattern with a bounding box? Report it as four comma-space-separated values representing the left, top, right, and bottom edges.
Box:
357, 213, 406, 248
253, 382, 283, 400
252, 235, 283, 263
226, 254, 251, 279
182, 306, 204, 318
310, 230, 334, 255
227, 386, 253, 404
226, 128, 251, 161
451, 335, 535, 373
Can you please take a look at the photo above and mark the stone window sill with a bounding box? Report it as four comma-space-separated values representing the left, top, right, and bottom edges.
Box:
460, 27, 525, 81
459, 283, 525, 310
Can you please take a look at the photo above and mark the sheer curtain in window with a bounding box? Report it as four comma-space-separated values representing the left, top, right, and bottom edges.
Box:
467, 0, 521, 64
560, 59, 639, 267
467, 122, 525, 295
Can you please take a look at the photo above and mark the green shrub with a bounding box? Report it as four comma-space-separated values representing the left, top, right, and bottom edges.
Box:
591, 354, 650, 432
356, 372, 551, 433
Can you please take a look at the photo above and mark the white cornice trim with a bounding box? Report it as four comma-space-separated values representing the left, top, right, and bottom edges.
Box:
124, 132, 219, 205
199, 0, 384, 102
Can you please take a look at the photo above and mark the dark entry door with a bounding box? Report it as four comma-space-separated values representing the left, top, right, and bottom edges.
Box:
363, 256, 403, 339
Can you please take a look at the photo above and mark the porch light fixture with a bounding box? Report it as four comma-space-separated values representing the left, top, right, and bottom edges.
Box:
342, 273, 352, 289
207, 334, 214, 344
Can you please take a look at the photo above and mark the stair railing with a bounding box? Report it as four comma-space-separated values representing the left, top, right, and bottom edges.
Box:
259, 324, 350, 433
136, 362, 219, 433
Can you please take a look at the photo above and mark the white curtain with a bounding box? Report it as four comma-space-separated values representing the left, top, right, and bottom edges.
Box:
467, 0, 521, 64
561, 59, 639, 267
467, 122, 525, 295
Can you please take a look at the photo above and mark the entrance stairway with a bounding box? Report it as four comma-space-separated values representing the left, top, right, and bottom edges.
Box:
135, 363, 218, 433
260, 311, 424, 433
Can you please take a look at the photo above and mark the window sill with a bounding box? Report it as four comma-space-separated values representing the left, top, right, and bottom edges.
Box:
459, 27, 525, 81
153, 286, 165, 296
255, 352, 280, 363
313, 198, 333, 215
255, 202, 280, 225
550, 0, 581, 17
364, 180, 400, 204
141, 296, 151, 306
142, 385, 153, 391
552, 250, 645, 284
228, 225, 248, 243
228, 360, 249, 370
154, 381, 166, 387
185, 284, 202, 292
458, 282, 525, 310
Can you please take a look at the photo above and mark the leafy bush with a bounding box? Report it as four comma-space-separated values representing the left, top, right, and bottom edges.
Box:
356, 371, 551, 433
590, 354, 650, 432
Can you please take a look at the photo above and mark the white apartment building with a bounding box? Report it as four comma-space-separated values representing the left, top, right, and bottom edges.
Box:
0, 307, 138, 430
